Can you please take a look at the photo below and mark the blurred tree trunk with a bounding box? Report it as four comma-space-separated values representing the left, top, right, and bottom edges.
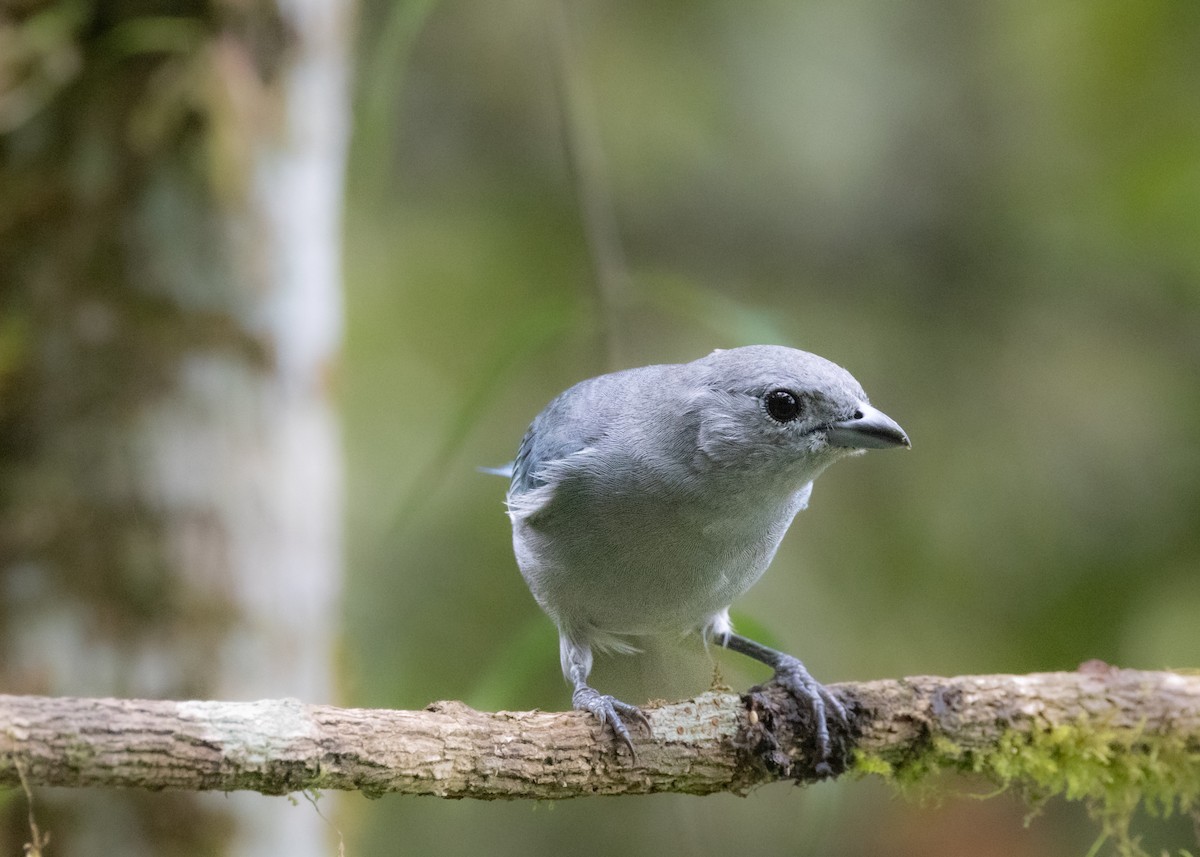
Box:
0, 1, 351, 854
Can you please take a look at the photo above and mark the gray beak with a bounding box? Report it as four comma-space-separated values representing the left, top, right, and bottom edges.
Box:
826, 404, 910, 450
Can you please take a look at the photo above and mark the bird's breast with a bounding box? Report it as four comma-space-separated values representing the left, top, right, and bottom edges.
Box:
517, 482, 804, 636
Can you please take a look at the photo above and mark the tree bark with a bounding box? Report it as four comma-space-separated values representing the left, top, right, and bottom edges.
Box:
2, 668, 1197, 804
1, 2, 350, 854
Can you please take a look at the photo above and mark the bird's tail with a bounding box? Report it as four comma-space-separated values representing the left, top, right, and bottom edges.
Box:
477, 463, 514, 478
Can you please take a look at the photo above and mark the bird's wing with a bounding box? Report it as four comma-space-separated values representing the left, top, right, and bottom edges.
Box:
507, 421, 600, 522
509, 423, 547, 495
508, 373, 621, 499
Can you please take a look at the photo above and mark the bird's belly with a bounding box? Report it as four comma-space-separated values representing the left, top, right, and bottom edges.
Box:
578, 561, 759, 635
519, 507, 785, 636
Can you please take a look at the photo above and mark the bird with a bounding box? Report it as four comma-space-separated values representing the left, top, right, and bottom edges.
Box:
499, 344, 909, 770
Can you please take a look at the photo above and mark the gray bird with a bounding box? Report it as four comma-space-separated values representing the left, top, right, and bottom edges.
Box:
502, 344, 909, 769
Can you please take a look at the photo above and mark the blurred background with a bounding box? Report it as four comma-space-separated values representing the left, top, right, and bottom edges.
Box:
2, 0, 1199, 855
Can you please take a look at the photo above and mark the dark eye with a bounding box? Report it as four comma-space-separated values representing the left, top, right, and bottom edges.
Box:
764, 389, 803, 422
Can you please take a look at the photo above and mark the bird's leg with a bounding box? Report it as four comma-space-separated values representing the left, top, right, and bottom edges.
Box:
561, 635, 650, 757
719, 632, 847, 772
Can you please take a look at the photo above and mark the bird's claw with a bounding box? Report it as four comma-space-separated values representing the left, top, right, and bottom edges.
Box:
771, 656, 848, 771
572, 686, 650, 758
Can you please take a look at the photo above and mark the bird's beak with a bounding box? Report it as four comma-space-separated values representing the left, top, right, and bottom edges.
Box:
826, 404, 910, 450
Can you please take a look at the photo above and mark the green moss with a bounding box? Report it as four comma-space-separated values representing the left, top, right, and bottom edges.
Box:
853, 753, 895, 778
853, 716, 1200, 857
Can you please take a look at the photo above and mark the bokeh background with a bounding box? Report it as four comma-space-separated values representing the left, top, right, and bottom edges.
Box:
343, 1, 1199, 855
2, 0, 1198, 855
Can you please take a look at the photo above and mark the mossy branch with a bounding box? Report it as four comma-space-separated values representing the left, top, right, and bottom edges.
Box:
2, 668, 1198, 844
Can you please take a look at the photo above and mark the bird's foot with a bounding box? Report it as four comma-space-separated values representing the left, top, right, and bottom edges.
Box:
572, 686, 651, 758
769, 655, 848, 777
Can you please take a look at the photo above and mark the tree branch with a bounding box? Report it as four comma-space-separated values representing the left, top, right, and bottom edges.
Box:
2, 668, 1198, 814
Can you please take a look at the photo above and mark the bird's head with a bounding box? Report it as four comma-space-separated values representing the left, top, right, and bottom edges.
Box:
685, 345, 909, 488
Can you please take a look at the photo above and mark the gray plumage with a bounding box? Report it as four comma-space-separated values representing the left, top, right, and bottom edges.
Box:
502, 344, 909, 769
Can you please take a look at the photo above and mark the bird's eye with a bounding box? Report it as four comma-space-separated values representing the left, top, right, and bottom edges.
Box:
764, 389, 803, 422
